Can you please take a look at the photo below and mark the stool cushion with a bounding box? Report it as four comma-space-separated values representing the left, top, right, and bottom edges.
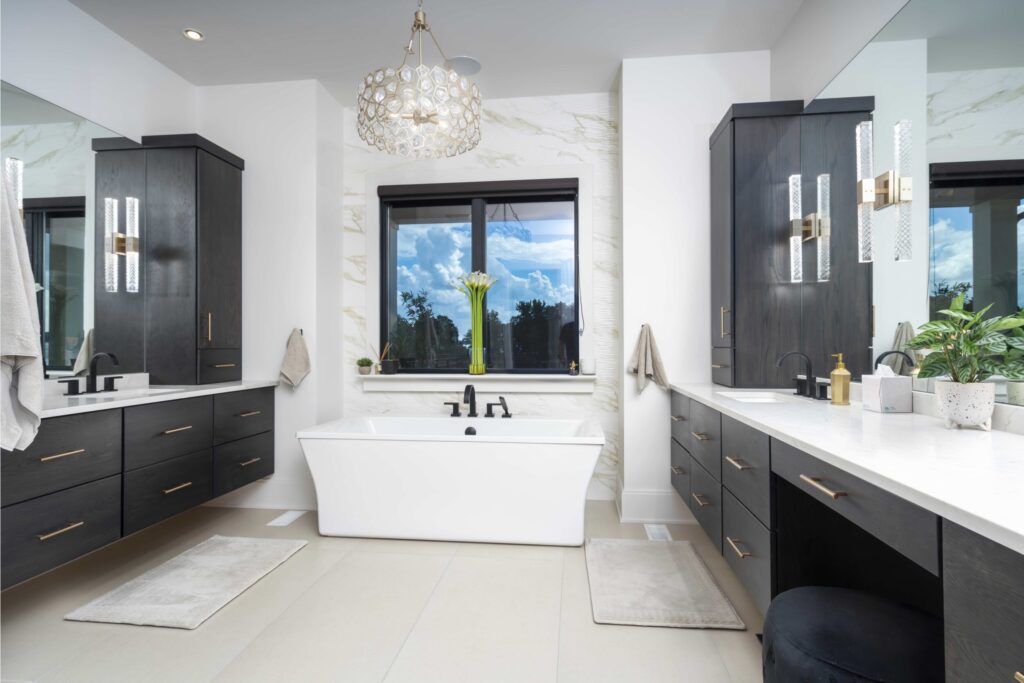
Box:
763, 587, 943, 683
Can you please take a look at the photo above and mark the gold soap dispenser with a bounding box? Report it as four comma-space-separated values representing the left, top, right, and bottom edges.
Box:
830, 353, 851, 406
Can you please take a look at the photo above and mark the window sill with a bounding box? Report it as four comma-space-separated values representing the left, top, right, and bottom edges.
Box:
360, 373, 596, 394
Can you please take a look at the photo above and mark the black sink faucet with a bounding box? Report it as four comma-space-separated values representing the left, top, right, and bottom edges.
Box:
86, 352, 119, 394
874, 350, 915, 370
463, 384, 478, 418
776, 351, 814, 398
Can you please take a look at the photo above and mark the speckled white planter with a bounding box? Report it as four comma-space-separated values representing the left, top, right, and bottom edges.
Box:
935, 381, 995, 431
1007, 381, 1024, 407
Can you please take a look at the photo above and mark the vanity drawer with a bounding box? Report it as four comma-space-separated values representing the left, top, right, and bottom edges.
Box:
771, 439, 939, 574
943, 520, 1024, 683
688, 401, 722, 481
123, 449, 213, 534
214, 387, 274, 445
689, 455, 722, 552
721, 415, 771, 525
670, 392, 690, 449
711, 347, 733, 387
198, 349, 242, 384
214, 431, 274, 496
1, 409, 122, 506
1, 474, 122, 589
670, 439, 690, 502
723, 488, 772, 616
124, 396, 213, 470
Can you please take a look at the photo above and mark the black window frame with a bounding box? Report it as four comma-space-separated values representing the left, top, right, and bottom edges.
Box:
379, 178, 580, 374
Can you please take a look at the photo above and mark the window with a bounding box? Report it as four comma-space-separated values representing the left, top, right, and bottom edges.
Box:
380, 179, 579, 373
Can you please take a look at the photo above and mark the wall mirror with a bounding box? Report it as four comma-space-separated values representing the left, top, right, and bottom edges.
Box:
1, 81, 133, 377
806, 0, 1024, 403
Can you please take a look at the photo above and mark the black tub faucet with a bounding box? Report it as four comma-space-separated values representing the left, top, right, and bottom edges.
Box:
485, 396, 512, 418
874, 351, 915, 371
86, 352, 119, 394
776, 351, 815, 398
463, 384, 478, 418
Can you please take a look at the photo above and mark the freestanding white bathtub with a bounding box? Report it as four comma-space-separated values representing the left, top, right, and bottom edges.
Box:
297, 416, 604, 546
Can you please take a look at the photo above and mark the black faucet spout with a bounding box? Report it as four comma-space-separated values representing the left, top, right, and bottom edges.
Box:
874, 350, 915, 370
776, 351, 815, 398
463, 384, 478, 417
87, 352, 119, 394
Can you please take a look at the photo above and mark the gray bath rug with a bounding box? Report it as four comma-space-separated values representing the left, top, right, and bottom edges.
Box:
65, 535, 307, 630
584, 538, 745, 629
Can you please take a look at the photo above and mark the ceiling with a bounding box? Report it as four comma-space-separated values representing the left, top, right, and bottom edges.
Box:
67, 0, 805, 104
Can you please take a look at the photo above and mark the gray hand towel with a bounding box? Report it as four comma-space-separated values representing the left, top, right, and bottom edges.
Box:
279, 328, 310, 387
628, 323, 669, 392
883, 321, 916, 376
1, 175, 44, 450
73, 328, 94, 376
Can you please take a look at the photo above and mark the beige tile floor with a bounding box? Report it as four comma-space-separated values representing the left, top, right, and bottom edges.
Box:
0, 502, 763, 683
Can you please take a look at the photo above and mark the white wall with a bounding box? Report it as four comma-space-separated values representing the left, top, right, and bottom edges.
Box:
195, 80, 344, 511
619, 51, 771, 522
819, 40, 929, 351
0, 0, 195, 140
770, 0, 908, 103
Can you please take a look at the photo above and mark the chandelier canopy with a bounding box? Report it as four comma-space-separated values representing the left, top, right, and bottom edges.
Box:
357, 3, 481, 159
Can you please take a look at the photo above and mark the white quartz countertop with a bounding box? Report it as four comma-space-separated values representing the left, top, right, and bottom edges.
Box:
41, 380, 279, 418
671, 383, 1024, 556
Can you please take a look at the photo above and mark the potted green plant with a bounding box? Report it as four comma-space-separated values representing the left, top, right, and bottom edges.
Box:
907, 295, 1024, 430
356, 357, 374, 376
1005, 324, 1024, 406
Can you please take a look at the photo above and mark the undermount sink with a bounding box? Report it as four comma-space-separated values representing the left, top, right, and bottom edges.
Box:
716, 391, 787, 404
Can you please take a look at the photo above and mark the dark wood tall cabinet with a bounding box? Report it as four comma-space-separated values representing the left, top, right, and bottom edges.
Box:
709, 101, 804, 388
93, 135, 245, 385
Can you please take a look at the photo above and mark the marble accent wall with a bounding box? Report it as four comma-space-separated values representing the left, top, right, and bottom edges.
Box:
928, 66, 1024, 162
341, 92, 622, 499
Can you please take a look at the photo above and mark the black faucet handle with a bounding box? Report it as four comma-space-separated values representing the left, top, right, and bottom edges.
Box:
485, 402, 502, 418
498, 396, 511, 418
103, 375, 123, 392
59, 378, 81, 396
444, 401, 461, 417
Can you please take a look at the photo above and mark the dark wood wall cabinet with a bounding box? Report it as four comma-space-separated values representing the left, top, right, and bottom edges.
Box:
669, 390, 1024, 678
93, 134, 244, 385
0, 387, 274, 590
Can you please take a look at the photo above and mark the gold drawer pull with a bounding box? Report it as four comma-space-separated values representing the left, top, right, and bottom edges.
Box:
691, 432, 710, 442
1014, 672, 1024, 683
691, 492, 711, 508
671, 465, 685, 476
39, 448, 85, 463
725, 456, 751, 471
162, 481, 193, 495
726, 536, 751, 559
37, 521, 84, 542
239, 457, 262, 467
799, 474, 847, 500
238, 410, 262, 418
671, 415, 687, 422
711, 363, 730, 369
162, 425, 193, 435
213, 363, 237, 368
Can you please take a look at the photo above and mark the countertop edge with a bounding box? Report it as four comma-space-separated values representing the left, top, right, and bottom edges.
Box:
41, 380, 280, 418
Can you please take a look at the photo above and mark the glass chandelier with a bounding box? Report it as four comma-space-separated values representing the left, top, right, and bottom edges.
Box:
356, 2, 481, 158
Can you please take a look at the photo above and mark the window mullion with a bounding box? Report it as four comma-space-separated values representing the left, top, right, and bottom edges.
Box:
471, 198, 488, 366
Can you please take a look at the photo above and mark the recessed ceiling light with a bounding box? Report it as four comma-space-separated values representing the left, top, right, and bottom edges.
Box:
183, 28, 204, 42
445, 56, 482, 76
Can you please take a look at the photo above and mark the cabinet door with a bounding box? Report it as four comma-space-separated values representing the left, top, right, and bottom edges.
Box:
197, 150, 242, 350
709, 125, 733, 350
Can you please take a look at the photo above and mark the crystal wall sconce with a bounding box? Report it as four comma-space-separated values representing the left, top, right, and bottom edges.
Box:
789, 174, 804, 283
816, 173, 831, 282
854, 119, 913, 262
104, 196, 140, 293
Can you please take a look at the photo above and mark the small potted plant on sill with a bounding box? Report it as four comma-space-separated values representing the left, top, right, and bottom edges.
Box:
356, 357, 374, 376
907, 294, 1024, 430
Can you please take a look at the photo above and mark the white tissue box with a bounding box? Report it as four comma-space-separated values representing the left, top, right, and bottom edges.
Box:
862, 374, 913, 413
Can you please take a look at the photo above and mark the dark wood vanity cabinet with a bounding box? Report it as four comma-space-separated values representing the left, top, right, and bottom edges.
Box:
93, 135, 244, 385
709, 101, 803, 388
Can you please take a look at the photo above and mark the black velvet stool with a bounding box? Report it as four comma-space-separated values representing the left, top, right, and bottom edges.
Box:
762, 586, 944, 682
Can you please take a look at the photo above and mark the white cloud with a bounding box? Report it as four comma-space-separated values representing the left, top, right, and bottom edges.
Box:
931, 217, 973, 284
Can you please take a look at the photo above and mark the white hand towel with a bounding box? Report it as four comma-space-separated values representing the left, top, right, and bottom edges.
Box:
1, 175, 44, 450
279, 328, 310, 387
73, 328, 94, 376
883, 321, 917, 376
628, 323, 669, 392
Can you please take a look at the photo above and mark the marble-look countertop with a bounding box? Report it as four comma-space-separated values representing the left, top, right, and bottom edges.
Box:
671, 383, 1024, 556
41, 380, 279, 418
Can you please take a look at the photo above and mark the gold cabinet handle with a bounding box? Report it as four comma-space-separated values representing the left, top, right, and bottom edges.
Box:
725, 456, 752, 471
213, 363, 237, 368
1014, 672, 1024, 683
799, 474, 847, 500
671, 465, 685, 476
691, 431, 710, 442
719, 307, 730, 338
238, 410, 262, 418
726, 536, 751, 559
37, 520, 84, 541
671, 415, 687, 422
711, 363, 730, 369
206, 312, 213, 342
162, 425, 193, 435
239, 457, 262, 467
162, 481, 193, 495
39, 448, 85, 463
691, 492, 711, 508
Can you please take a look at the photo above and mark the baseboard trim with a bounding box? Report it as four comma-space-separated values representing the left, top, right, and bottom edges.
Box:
618, 487, 694, 524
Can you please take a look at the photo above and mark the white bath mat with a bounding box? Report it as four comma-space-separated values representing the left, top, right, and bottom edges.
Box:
65, 535, 307, 630
584, 538, 745, 629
